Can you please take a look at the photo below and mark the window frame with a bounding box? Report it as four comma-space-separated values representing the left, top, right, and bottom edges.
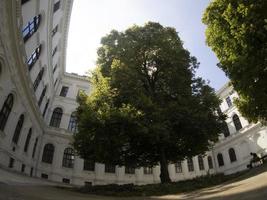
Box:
0, 94, 14, 131
27, 45, 42, 71
125, 166, 135, 174
83, 160, 95, 171
68, 112, 78, 133
42, 143, 55, 164
62, 147, 75, 168
38, 85, 47, 106
51, 25, 58, 37
198, 156, 205, 171
226, 96, 232, 107
59, 86, 69, 97
33, 67, 44, 91
53, 1, 61, 13
105, 164, 116, 173
22, 15, 41, 42
49, 107, 63, 128
187, 158, 194, 172
229, 148, 237, 162
143, 167, 153, 174
207, 156, 213, 169
24, 128, 32, 153
12, 114, 24, 144
217, 153, 224, 167
175, 161, 183, 173
233, 114, 242, 131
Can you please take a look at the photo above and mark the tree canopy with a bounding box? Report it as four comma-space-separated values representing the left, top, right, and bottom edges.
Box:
203, 0, 267, 123
74, 22, 223, 183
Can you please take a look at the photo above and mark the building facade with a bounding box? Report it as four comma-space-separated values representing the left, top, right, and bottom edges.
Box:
0, 0, 267, 186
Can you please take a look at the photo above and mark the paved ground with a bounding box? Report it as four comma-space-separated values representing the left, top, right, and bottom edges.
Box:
1, 166, 267, 200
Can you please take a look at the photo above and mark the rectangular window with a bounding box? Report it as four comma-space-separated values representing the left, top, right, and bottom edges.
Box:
83, 160, 95, 171
52, 46, 57, 57
84, 182, 92, 187
187, 158, 194, 172
32, 138, 38, 158
21, 0, 30, 4
21, 164, 25, 172
41, 173, 48, 179
144, 167, 153, 174
30, 167, 34, 176
8, 157, 14, 168
198, 156, 205, 171
175, 161, 182, 173
62, 178, 70, 184
54, 79, 58, 87
53, 64, 57, 74
60, 86, 69, 97
226, 96, 232, 107
125, 166, 135, 174
51, 25, 58, 37
53, 1, 60, 13
105, 164, 116, 173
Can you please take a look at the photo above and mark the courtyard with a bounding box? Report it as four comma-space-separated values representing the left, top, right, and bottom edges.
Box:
1, 165, 267, 200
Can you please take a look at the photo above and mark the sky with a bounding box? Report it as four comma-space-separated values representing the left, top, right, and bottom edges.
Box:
66, 0, 228, 90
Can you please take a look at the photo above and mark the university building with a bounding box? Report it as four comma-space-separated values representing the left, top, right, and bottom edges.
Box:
0, 0, 266, 185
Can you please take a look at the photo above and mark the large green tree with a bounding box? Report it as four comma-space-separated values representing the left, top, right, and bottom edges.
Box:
203, 0, 267, 123
74, 22, 223, 183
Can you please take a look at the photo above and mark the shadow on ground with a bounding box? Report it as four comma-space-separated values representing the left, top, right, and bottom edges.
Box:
0, 164, 267, 200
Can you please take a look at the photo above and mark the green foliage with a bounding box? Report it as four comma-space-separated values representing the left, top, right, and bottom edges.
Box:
74, 22, 223, 183
203, 0, 267, 123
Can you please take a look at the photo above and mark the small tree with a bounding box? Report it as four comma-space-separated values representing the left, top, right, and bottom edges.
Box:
203, 0, 267, 123
74, 22, 223, 183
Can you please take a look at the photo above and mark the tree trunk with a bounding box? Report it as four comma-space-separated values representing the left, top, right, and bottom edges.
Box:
159, 147, 172, 183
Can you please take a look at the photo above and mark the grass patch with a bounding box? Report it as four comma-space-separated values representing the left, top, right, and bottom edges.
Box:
75, 171, 247, 197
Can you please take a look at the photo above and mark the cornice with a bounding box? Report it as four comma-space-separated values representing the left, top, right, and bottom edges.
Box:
214, 123, 262, 149
60, 0, 73, 75
5, 0, 46, 130
63, 72, 90, 82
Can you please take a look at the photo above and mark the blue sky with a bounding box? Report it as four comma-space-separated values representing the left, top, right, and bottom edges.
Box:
66, 0, 228, 90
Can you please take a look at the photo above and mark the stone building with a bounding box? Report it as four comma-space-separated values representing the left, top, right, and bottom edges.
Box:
0, 0, 266, 186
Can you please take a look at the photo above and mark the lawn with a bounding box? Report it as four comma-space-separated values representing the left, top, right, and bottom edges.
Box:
73, 171, 248, 197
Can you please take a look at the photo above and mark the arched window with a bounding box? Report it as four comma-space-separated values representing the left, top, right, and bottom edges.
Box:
42, 99, 49, 117
27, 45, 42, 70
207, 156, 213, 169
233, 114, 242, 131
62, 147, 74, 168
22, 15, 41, 42
217, 153, 224, 167
222, 122, 230, 137
198, 156, 204, 170
187, 158, 194, 172
68, 112, 77, 133
38, 85, 47, 106
12, 114, 24, 144
24, 128, 32, 152
42, 143, 55, 164
228, 148, 237, 162
33, 67, 44, 91
49, 107, 63, 128
0, 94, 14, 131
